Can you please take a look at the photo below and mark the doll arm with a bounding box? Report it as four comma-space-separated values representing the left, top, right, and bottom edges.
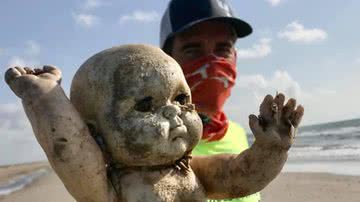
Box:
5, 66, 116, 202
191, 93, 304, 199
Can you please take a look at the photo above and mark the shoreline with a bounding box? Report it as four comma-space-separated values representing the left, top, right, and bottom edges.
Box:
1, 162, 360, 202
0, 161, 49, 183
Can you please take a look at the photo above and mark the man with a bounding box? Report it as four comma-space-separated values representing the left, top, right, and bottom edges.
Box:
160, 0, 261, 201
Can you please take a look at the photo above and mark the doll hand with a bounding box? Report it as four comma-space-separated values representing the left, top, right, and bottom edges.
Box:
5, 65, 62, 99
249, 93, 304, 150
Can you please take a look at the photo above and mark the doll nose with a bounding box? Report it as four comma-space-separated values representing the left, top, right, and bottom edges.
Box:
162, 105, 181, 119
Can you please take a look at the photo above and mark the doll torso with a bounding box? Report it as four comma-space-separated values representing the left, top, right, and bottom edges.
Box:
109, 166, 206, 202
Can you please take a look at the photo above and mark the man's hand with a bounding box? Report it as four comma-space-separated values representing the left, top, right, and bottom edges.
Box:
5, 65, 62, 99
249, 93, 304, 150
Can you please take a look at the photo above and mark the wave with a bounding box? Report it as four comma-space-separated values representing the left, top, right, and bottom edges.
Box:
0, 168, 50, 196
298, 126, 360, 137
289, 144, 360, 161
284, 161, 360, 176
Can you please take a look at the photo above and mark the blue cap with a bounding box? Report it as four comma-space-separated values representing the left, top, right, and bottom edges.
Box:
160, 0, 253, 49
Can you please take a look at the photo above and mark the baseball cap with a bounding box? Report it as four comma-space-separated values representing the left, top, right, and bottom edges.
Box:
160, 0, 253, 49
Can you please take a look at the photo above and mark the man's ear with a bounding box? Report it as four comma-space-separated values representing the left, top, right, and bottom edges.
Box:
163, 37, 174, 56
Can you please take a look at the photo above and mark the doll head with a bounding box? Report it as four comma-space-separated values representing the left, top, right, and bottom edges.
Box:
71, 44, 202, 166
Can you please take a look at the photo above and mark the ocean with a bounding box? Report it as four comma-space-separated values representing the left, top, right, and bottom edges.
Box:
249, 118, 360, 176
1, 118, 360, 197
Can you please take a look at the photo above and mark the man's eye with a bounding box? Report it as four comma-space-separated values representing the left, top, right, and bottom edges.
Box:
184, 48, 202, 58
216, 48, 232, 57
174, 94, 189, 105
134, 96, 153, 112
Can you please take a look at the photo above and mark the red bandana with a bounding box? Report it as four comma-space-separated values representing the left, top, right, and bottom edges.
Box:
181, 54, 237, 141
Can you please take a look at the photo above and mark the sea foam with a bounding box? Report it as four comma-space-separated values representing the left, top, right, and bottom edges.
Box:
0, 168, 50, 196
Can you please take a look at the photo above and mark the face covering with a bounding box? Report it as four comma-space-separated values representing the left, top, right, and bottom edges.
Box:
181, 54, 237, 141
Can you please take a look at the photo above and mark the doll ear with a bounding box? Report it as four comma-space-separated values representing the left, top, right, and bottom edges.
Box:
86, 122, 113, 165
86, 122, 106, 152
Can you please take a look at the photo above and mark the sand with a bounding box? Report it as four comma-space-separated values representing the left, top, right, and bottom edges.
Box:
262, 172, 360, 202
1, 162, 359, 202
0, 162, 74, 202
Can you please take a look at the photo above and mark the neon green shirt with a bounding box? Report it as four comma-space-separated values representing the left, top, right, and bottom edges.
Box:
192, 121, 261, 202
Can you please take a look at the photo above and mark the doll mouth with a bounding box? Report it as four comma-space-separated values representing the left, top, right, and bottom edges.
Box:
172, 136, 182, 142
170, 125, 187, 141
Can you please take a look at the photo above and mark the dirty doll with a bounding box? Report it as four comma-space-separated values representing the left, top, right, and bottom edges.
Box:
5, 44, 304, 202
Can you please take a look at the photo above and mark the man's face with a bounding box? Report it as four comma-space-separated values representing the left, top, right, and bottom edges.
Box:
171, 21, 237, 66
171, 21, 237, 116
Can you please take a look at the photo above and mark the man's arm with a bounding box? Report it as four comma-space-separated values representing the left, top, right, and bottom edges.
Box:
5, 66, 116, 202
191, 94, 304, 199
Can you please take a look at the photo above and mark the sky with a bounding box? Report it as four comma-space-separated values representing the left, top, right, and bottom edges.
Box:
0, 0, 359, 164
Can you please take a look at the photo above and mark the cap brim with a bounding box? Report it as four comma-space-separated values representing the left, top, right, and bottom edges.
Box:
174, 16, 253, 39
210, 17, 253, 38
162, 16, 252, 49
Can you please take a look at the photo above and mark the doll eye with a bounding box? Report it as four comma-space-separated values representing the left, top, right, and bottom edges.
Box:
135, 96, 153, 112
174, 94, 189, 105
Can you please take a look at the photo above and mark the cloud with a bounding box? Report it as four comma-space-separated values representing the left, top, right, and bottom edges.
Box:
225, 69, 360, 131
314, 88, 336, 95
265, 0, 282, 7
0, 103, 46, 165
236, 38, 272, 59
119, 10, 159, 24
237, 70, 303, 101
7, 56, 39, 68
5, 41, 41, 68
278, 21, 328, 43
82, 0, 105, 10
0, 103, 33, 142
225, 70, 305, 131
355, 57, 360, 64
236, 74, 268, 89
25, 40, 40, 56
0, 103, 29, 131
73, 13, 99, 27
7, 56, 26, 67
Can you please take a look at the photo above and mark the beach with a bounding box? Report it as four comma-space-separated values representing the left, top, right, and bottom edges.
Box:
262, 172, 360, 202
0, 162, 75, 202
1, 162, 359, 202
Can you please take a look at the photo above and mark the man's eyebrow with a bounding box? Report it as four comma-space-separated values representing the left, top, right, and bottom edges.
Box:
181, 42, 201, 51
